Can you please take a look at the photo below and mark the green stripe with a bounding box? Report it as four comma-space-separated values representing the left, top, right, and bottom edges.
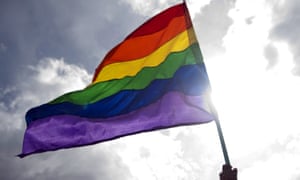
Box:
50, 43, 203, 105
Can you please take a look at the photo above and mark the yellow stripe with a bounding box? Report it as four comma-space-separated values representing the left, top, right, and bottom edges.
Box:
93, 28, 197, 84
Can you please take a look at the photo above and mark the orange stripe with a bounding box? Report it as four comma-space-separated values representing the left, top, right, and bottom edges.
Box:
92, 28, 197, 84
97, 16, 191, 70
92, 3, 193, 82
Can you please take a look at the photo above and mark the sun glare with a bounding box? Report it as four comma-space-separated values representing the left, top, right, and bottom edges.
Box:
201, 0, 300, 160
206, 36, 300, 159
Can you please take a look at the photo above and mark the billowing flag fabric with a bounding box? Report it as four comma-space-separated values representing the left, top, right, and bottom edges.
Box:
20, 3, 215, 157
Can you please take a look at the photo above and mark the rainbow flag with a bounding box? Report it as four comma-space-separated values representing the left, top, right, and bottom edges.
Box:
20, 3, 214, 157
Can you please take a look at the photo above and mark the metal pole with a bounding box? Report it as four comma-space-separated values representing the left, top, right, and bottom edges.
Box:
183, 0, 231, 166
215, 114, 231, 165
208, 96, 231, 165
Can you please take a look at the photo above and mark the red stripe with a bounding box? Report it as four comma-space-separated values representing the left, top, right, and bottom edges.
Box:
126, 3, 189, 38
93, 3, 192, 82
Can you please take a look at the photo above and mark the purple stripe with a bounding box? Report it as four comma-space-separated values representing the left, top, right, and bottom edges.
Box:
20, 92, 214, 157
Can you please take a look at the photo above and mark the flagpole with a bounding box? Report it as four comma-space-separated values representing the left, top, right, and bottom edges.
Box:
183, 1, 237, 178
183, 0, 231, 166
208, 96, 238, 180
208, 100, 230, 165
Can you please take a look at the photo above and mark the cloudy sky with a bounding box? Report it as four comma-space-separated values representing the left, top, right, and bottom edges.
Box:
1, 0, 300, 179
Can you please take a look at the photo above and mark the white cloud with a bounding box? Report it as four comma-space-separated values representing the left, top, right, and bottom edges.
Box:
121, 0, 180, 18
239, 133, 300, 180
192, 0, 234, 59
205, 0, 300, 179
0, 57, 91, 134
186, 0, 213, 18
111, 125, 223, 180
0, 58, 135, 180
28, 58, 90, 94
121, 0, 213, 20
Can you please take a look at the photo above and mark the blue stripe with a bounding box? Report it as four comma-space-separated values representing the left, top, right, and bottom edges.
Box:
26, 64, 210, 125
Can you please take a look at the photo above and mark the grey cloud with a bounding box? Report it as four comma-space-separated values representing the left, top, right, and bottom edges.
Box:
193, 0, 236, 59
264, 43, 278, 69
159, 129, 170, 136
139, 146, 151, 159
245, 16, 255, 25
0, 59, 133, 180
293, 175, 300, 180
0, 146, 133, 180
238, 133, 300, 171
0, 42, 7, 52
0, 0, 144, 87
269, 0, 300, 75
174, 128, 222, 180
